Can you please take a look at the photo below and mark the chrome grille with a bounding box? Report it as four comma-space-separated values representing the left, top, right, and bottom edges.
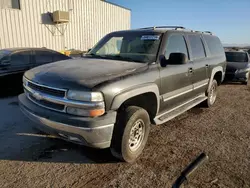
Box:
28, 81, 66, 97
28, 94, 65, 111
23, 78, 105, 115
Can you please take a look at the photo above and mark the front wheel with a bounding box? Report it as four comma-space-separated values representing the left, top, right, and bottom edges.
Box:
243, 72, 249, 85
110, 106, 151, 163
203, 79, 218, 108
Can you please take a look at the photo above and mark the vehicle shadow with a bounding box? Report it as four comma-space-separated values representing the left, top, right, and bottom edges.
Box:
0, 87, 24, 98
0, 130, 120, 164
221, 81, 244, 85
0, 89, 120, 164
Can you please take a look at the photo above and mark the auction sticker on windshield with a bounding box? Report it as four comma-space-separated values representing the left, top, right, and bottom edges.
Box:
141, 35, 160, 40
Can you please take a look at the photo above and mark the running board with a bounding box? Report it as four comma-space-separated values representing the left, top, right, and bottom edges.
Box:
154, 94, 207, 125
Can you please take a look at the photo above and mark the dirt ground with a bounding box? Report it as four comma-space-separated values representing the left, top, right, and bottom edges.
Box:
0, 84, 249, 188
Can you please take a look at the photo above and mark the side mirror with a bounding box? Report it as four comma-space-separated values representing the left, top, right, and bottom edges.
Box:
0, 59, 10, 67
160, 55, 168, 67
168, 53, 188, 65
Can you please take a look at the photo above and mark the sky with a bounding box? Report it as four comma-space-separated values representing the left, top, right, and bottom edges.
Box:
108, 0, 250, 45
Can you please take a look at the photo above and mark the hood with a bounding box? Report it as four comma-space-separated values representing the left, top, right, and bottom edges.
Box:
25, 58, 148, 89
226, 61, 249, 70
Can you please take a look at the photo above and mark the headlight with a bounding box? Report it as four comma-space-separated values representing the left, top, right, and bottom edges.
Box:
23, 76, 28, 87
237, 65, 250, 73
236, 69, 248, 74
66, 107, 105, 117
67, 90, 104, 102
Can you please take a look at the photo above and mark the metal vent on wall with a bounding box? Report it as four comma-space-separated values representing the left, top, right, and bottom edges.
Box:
53, 11, 69, 23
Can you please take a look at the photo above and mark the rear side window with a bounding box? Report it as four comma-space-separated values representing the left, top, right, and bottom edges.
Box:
53, 53, 70, 62
187, 35, 206, 59
165, 35, 188, 59
11, 51, 31, 65
35, 51, 53, 64
203, 35, 224, 56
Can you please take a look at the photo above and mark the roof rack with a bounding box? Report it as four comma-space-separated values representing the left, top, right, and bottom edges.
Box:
138, 26, 186, 30
137, 26, 214, 35
202, 31, 213, 35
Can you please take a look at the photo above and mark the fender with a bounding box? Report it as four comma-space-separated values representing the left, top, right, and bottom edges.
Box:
208, 66, 224, 92
110, 83, 160, 115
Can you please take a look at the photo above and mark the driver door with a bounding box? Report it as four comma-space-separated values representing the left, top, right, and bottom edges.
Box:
159, 33, 194, 113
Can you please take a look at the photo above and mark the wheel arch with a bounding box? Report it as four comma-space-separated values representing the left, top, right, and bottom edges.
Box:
110, 84, 160, 121
207, 66, 224, 92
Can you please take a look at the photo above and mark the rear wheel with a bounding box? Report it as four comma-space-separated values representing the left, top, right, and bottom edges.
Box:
110, 106, 151, 163
203, 79, 218, 108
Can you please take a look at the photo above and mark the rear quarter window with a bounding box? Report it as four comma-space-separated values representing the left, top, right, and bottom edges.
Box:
53, 53, 70, 62
35, 51, 53, 64
203, 35, 224, 56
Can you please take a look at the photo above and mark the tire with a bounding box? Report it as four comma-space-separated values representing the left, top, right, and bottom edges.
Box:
202, 79, 218, 108
243, 72, 249, 85
110, 106, 151, 163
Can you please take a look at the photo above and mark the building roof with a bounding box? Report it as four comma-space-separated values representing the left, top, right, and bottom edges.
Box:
104, 1, 131, 11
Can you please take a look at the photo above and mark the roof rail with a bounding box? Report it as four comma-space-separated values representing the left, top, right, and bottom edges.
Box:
137, 26, 214, 35
138, 26, 186, 30
203, 31, 213, 35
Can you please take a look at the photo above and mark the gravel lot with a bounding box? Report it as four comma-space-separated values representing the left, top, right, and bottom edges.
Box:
0, 84, 249, 188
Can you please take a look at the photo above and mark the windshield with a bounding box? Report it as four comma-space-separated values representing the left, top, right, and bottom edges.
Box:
88, 32, 162, 63
225, 52, 248, 62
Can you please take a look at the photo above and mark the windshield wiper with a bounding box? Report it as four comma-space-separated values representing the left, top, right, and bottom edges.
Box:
108, 55, 145, 63
86, 53, 109, 59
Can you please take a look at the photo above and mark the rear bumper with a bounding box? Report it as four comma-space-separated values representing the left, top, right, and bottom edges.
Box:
19, 93, 117, 149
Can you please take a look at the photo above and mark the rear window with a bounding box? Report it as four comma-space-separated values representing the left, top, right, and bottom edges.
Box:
225, 52, 248, 62
53, 53, 70, 62
0, 50, 11, 60
11, 51, 32, 65
203, 35, 224, 56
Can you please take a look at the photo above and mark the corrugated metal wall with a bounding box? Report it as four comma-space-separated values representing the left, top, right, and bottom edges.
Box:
0, 0, 131, 51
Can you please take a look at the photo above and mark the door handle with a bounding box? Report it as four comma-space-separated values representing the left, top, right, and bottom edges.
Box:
188, 68, 193, 73
205, 64, 209, 68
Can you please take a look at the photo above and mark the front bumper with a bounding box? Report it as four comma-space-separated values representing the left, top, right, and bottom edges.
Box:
19, 93, 117, 149
225, 71, 249, 82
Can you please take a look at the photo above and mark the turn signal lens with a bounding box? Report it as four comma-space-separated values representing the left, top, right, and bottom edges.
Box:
89, 109, 105, 117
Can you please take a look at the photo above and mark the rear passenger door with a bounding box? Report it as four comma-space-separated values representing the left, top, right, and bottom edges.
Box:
186, 34, 209, 96
34, 50, 53, 67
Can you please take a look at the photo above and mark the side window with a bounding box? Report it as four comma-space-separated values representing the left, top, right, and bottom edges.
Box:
11, 51, 31, 66
203, 35, 224, 56
187, 35, 206, 59
165, 35, 188, 59
35, 51, 53, 64
53, 53, 70, 62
